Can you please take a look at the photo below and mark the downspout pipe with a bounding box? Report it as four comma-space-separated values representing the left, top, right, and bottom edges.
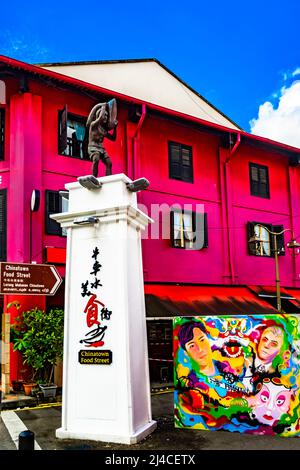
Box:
132, 104, 146, 180
224, 132, 241, 283
226, 132, 241, 162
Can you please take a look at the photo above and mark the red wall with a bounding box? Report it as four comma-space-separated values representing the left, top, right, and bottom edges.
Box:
3, 73, 300, 379
3, 76, 300, 296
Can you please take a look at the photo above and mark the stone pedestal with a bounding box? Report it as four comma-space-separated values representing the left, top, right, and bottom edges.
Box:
52, 174, 156, 444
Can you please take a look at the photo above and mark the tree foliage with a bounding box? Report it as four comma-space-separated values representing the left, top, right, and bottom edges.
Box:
11, 307, 64, 384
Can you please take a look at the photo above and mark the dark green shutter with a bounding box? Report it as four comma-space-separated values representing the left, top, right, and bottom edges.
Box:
58, 105, 68, 154
169, 142, 181, 179
169, 142, 193, 182
247, 222, 257, 255
249, 163, 270, 198
170, 210, 176, 247
203, 213, 208, 248
82, 123, 89, 160
45, 190, 61, 235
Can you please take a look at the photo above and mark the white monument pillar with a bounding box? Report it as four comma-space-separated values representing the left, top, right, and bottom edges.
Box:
52, 174, 156, 444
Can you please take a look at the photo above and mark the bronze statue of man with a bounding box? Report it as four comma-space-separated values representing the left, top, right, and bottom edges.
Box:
86, 99, 118, 178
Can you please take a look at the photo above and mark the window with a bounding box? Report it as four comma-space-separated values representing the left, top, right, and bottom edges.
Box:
45, 190, 68, 236
247, 222, 285, 257
147, 322, 172, 342
0, 109, 5, 161
58, 106, 88, 160
171, 209, 208, 250
169, 141, 193, 182
0, 189, 7, 261
249, 163, 270, 198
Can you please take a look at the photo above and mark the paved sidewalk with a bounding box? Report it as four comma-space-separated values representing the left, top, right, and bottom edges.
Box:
1, 391, 300, 451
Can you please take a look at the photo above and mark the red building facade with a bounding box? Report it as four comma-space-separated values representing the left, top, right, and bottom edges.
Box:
1, 55, 300, 384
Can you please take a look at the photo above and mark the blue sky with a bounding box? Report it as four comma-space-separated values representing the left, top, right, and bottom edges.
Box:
1, 0, 300, 137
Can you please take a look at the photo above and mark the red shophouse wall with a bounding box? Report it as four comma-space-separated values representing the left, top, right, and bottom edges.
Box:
4, 77, 300, 298
137, 115, 300, 287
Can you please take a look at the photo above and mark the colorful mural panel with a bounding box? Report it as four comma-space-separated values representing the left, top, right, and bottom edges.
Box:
174, 315, 300, 436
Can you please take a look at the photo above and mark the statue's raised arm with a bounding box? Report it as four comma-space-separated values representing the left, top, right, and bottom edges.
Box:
86, 102, 107, 128
86, 99, 118, 178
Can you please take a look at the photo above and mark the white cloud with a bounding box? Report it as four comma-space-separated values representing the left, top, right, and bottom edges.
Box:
292, 68, 300, 77
250, 79, 300, 148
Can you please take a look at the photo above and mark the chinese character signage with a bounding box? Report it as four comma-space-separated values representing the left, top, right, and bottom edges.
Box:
79, 246, 112, 363
174, 315, 300, 437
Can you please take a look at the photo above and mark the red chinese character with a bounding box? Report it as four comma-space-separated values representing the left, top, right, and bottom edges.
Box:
84, 294, 104, 328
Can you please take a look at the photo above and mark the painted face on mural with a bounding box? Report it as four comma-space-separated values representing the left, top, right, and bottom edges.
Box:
251, 381, 292, 426
257, 327, 284, 364
216, 319, 249, 358
185, 327, 212, 368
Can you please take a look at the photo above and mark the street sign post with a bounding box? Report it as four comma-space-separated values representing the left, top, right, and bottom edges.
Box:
0, 262, 62, 296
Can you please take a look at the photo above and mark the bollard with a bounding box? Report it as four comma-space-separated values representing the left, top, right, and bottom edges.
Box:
18, 430, 35, 450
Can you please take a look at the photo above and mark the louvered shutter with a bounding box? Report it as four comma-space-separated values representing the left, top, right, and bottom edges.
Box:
169, 142, 181, 179
58, 105, 68, 155
181, 146, 193, 182
45, 190, 61, 235
247, 222, 257, 255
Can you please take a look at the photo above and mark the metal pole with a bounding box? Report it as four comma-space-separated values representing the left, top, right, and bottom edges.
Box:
274, 234, 281, 312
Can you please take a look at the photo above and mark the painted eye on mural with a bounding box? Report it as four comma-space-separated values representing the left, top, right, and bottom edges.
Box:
260, 392, 269, 403
276, 396, 286, 406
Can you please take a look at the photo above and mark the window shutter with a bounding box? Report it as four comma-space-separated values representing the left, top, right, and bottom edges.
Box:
170, 210, 175, 247
249, 163, 270, 198
45, 190, 61, 235
181, 145, 193, 182
250, 165, 259, 195
272, 225, 285, 256
169, 142, 193, 182
203, 213, 208, 248
0, 189, 7, 261
58, 105, 68, 154
259, 166, 269, 198
169, 143, 181, 179
82, 125, 89, 160
247, 222, 257, 255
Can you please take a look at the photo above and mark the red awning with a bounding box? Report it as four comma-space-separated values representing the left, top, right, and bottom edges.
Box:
144, 284, 278, 318
282, 287, 300, 309
248, 285, 300, 311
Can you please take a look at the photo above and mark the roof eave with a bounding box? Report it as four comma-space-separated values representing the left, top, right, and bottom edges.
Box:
1, 54, 300, 157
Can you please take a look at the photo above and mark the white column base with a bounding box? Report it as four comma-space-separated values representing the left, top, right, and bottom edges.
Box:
56, 420, 157, 445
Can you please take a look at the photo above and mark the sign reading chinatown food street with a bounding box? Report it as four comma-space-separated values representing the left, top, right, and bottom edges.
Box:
78, 350, 112, 365
0, 262, 62, 296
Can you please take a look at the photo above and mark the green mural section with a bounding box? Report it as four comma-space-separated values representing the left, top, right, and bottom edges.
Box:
174, 315, 300, 436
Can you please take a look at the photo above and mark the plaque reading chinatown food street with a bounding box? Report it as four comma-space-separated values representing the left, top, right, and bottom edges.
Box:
78, 350, 112, 365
